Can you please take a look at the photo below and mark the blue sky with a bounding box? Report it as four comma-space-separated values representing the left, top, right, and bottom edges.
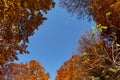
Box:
17, 1, 94, 80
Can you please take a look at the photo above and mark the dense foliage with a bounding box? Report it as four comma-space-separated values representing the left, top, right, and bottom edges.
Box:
0, 0, 55, 66
59, 1, 120, 79
0, 60, 50, 80
0, 0, 120, 79
56, 32, 120, 80
60, 0, 120, 43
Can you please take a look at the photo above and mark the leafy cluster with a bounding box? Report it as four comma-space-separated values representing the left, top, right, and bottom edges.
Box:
0, 0, 55, 66
0, 0, 120, 79
60, 0, 120, 43
59, 1, 120, 79
0, 60, 50, 80
56, 32, 120, 80
0, 0, 55, 79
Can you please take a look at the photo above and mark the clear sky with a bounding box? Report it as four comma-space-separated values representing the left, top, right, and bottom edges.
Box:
16, 1, 94, 80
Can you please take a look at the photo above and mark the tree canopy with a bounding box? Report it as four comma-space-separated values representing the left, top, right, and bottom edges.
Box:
60, 0, 120, 44
0, 0, 55, 66
0, 60, 50, 80
58, 0, 120, 79
56, 32, 120, 80
0, 0, 120, 79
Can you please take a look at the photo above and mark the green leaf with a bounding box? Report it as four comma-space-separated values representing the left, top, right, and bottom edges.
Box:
116, 44, 120, 47
95, 24, 107, 32
102, 26, 107, 29
108, 67, 117, 72
82, 52, 89, 57
92, 26, 96, 36
106, 12, 112, 17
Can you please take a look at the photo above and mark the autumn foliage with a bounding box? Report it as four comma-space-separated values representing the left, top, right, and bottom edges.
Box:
60, 0, 120, 43
0, 0, 55, 66
0, 0, 120, 80
59, 1, 120, 79
0, 0, 54, 79
56, 32, 120, 80
0, 60, 50, 80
